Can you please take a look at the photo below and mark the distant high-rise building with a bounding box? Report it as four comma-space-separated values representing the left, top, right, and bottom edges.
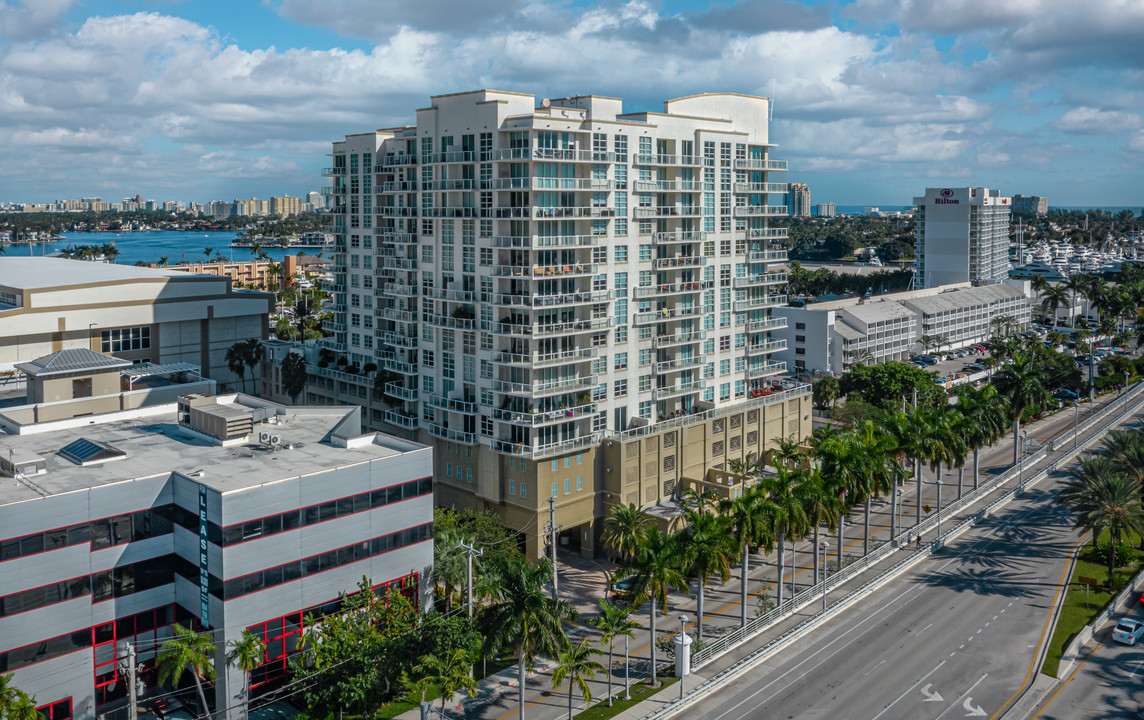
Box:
787, 182, 811, 217
307, 190, 324, 209
1011, 194, 1048, 217
270, 195, 303, 217
913, 187, 1011, 289
816, 202, 836, 218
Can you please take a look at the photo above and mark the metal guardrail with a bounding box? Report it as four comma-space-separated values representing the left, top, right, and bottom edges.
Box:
690, 382, 1144, 669
644, 383, 1144, 720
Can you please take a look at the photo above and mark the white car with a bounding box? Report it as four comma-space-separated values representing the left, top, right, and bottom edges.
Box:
1112, 618, 1144, 645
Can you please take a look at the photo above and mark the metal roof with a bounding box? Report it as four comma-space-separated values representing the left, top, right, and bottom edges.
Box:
902, 284, 1026, 315
122, 362, 201, 381
14, 348, 132, 377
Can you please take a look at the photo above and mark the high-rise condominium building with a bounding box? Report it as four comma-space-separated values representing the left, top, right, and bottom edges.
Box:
321, 90, 811, 558
913, 187, 1011, 289
787, 182, 811, 217
270, 195, 303, 217
1011, 194, 1048, 217
816, 202, 836, 218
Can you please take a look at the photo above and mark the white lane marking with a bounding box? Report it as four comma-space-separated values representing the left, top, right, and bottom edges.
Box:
934, 673, 989, 720
959, 645, 965, 650
868, 661, 948, 720
1130, 660, 1144, 677
864, 659, 887, 677
919, 623, 935, 636
992, 616, 998, 620
963, 696, 987, 717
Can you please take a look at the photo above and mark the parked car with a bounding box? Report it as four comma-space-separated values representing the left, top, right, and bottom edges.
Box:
1054, 389, 1079, 400
965, 364, 986, 372
611, 576, 637, 599
1113, 618, 1144, 645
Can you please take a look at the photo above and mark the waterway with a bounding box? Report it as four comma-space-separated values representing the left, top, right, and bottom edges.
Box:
1, 231, 325, 265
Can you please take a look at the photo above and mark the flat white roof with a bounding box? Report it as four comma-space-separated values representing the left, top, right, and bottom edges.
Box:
0, 257, 202, 291
903, 284, 1026, 315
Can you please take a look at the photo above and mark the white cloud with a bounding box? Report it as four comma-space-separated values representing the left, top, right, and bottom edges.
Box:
1053, 107, 1143, 134
0, 0, 76, 40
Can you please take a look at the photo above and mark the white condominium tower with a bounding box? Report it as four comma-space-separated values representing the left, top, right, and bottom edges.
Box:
322, 91, 811, 558
913, 187, 1011, 289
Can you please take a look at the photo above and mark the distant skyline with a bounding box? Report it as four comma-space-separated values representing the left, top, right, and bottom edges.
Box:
0, 0, 1141, 206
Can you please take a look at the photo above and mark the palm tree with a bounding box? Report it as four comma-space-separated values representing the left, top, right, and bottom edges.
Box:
719, 485, 777, 627
481, 557, 575, 719
203, 247, 214, 261
158, 623, 217, 716
6, 690, 38, 720
850, 420, 902, 554
799, 466, 845, 583
676, 509, 734, 642
552, 639, 605, 720
225, 342, 248, 393
158, 255, 169, 267
602, 503, 651, 565
759, 464, 811, 606
0, 675, 29, 718
993, 353, 1052, 465
614, 527, 686, 687
990, 315, 1017, 338
584, 599, 640, 707
954, 386, 1008, 492
1039, 285, 1071, 324
1058, 456, 1144, 585
410, 648, 478, 716
241, 339, 264, 393
226, 630, 265, 720
280, 352, 307, 403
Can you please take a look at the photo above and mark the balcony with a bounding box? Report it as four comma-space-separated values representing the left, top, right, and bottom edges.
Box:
653, 355, 706, 374
380, 154, 418, 167
382, 232, 418, 244
489, 148, 604, 163
733, 205, 787, 217
733, 295, 787, 312
421, 206, 478, 218
733, 273, 787, 289
633, 280, 712, 299
633, 154, 712, 167
308, 364, 374, 388
633, 206, 702, 218
490, 234, 601, 248
383, 357, 419, 375
421, 179, 475, 191
492, 433, 600, 460
653, 380, 706, 401
492, 262, 598, 278
633, 304, 713, 325
747, 317, 788, 333
534, 206, 620, 219
633, 180, 714, 192
320, 186, 346, 196
377, 206, 418, 217
426, 394, 479, 415
383, 282, 419, 297
322, 166, 346, 176
747, 249, 789, 263
493, 375, 597, 398
652, 256, 706, 270
427, 423, 478, 445
425, 287, 475, 302
382, 181, 418, 192
423, 313, 477, 330
494, 347, 598, 368
747, 361, 787, 380
381, 308, 417, 323
652, 231, 707, 245
746, 339, 787, 356
490, 317, 613, 337
422, 150, 476, 164
384, 382, 419, 402
747, 227, 789, 240
324, 320, 347, 333
734, 182, 789, 193
387, 258, 418, 270
491, 290, 614, 308
733, 158, 788, 171
652, 330, 706, 348
381, 332, 418, 349
384, 409, 419, 429
493, 402, 598, 427
488, 177, 614, 191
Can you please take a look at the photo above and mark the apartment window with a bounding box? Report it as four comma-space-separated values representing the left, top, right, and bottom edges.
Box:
795, 322, 806, 330
795, 335, 806, 343
509, 479, 516, 496
552, 482, 559, 498
720, 383, 730, 401
638, 244, 652, 261
614, 352, 628, 370
564, 478, 570, 495
615, 245, 628, 263
638, 401, 652, 419
576, 475, 583, 491
719, 359, 730, 376
101, 327, 150, 353
446, 463, 452, 478
466, 468, 473, 484
720, 335, 731, 351
614, 379, 628, 397
639, 375, 651, 392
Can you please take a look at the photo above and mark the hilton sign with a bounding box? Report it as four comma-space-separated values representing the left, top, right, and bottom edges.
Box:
934, 189, 960, 205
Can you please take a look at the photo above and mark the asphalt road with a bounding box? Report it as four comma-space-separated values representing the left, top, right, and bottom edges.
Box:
1032, 607, 1144, 719
683, 479, 1081, 720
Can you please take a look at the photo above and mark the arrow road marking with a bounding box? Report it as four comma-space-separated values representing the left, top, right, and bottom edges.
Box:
963, 697, 986, 717
921, 683, 944, 702
868, 661, 946, 720
934, 673, 988, 720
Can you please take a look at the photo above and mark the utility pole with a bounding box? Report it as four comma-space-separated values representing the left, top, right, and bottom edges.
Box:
459, 540, 483, 618
913, 387, 921, 528
546, 496, 562, 600
124, 642, 138, 720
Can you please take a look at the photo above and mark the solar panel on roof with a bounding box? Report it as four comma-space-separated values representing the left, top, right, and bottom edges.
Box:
60, 438, 126, 466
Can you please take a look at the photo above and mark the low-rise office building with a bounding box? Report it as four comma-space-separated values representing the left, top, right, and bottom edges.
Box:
0, 361, 433, 720
0, 257, 273, 388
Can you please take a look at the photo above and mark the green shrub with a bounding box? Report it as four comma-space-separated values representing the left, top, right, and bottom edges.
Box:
1087, 539, 1138, 567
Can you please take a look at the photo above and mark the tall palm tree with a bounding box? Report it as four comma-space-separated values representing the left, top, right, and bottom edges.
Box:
799, 465, 845, 582
481, 557, 575, 719
850, 420, 901, 555
552, 639, 605, 720
226, 630, 265, 720
954, 386, 1009, 492
719, 486, 777, 627
602, 503, 652, 565
241, 339, 265, 393
280, 352, 307, 403
225, 342, 248, 393
614, 527, 686, 687
759, 464, 811, 606
158, 623, 217, 716
1058, 456, 1144, 584
584, 599, 640, 707
993, 353, 1052, 465
676, 509, 734, 642
1102, 429, 1144, 489
411, 648, 478, 716
1039, 285, 1071, 324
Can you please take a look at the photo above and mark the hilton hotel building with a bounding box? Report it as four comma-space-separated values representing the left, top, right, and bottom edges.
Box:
317, 90, 812, 559
913, 187, 1012, 289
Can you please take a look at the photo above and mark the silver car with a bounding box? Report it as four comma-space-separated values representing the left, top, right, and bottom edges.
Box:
1113, 618, 1144, 645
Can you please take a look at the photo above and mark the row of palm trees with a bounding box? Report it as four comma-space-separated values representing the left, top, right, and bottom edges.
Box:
1034, 266, 1144, 347
601, 378, 1038, 686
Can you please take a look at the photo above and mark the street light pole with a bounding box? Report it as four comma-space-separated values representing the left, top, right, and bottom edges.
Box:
896, 488, 903, 545
820, 540, 829, 613
678, 615, 689, 701
624, 635, 631, 700
935, 478, 944, 546
1074, 400, 1079, 451
546, 496, 561, 600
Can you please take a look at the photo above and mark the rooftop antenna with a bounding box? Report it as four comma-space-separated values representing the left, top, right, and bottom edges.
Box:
769, 59, 777, 123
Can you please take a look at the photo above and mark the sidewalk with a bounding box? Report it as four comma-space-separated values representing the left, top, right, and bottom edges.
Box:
406, 388, 1137, 720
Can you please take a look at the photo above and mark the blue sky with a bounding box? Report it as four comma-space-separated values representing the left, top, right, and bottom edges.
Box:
0, 0, 1142, 207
